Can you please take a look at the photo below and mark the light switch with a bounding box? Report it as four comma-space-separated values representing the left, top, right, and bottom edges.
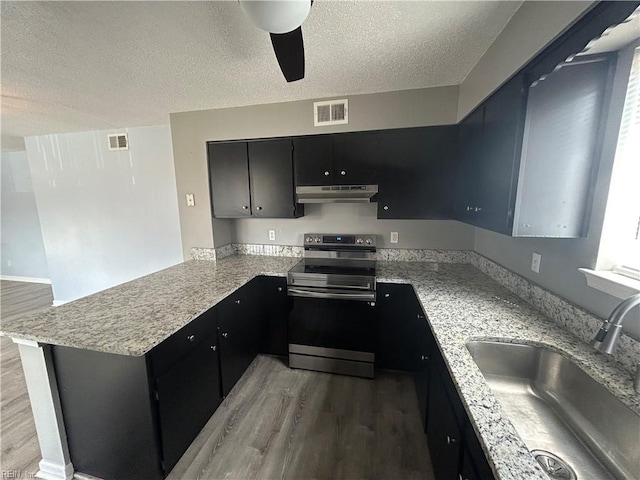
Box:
390, 232, 399, 244
268, 230, 276, 241
531, 252, 542, 273
186, 193, 195, 207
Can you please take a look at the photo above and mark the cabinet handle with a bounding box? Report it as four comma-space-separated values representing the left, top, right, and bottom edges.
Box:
211, 345, 217, 352
383, 205, 389, 211
384, 293, 390, 298
417, 314, 425, 319
340, 170, 346, 176
277, 286, 283, 292
466, 206, 471, 211
222, 332, 229, 338
256, 206, 263, 211
324, 171, 330, 176
446, 435, 456, 445
242, 205, 249, 210
187, 334, 195, 342
421, 355, 429, 361
369, 302, 376, 307
235, 299, 241, 304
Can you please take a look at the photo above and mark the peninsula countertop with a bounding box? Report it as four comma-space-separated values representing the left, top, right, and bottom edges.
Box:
2, 255, 638, 480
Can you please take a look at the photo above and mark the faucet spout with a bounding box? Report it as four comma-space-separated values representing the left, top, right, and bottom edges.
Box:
591, 293, 640, 355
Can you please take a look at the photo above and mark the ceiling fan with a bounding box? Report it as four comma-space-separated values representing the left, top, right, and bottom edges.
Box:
239, 0, 312, 82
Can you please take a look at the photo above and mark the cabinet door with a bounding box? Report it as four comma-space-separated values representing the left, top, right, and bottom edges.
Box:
155, 334, 222, 474
262, 276, 291, 356
477, 73, 526, 234
293, 135, 334, 185
376, 126, 457, 219
332, 131, 378, 184
208, 142, 251, 217
461, 423, 496, 480
218, 279, 263, 396
427, 367, 462, 480
376, 283, 422, 371
454, 106, 485, 223
249, 140, 301, 218
414, 313, 436, 432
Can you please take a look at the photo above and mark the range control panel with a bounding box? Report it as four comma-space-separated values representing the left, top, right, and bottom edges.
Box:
303, 233, 377, 247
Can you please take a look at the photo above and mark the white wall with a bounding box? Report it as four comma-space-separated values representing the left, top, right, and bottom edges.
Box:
233, 203, 475, 250
1, 151, 50, 280
25, 125, 183, 303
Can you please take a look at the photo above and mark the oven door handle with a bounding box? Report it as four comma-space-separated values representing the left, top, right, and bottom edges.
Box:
287, 287, 376, 302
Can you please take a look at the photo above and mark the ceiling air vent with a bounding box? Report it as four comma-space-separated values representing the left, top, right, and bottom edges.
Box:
108, 133, 129, 151
314, 99, 348, 126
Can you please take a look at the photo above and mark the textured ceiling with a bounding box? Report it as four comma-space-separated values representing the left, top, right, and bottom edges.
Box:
1, 1, 524, 143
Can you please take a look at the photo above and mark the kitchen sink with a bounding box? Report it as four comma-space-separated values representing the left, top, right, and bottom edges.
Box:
466, 340, 639, 480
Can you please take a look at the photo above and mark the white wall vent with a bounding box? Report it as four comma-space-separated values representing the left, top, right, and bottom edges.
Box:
108, 133, 129, 151
314, 99, 348, 126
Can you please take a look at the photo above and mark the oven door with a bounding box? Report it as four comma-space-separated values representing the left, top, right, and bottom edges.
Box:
288, 290, 376, 377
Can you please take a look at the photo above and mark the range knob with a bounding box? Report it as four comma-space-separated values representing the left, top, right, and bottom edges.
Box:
355, 237, 364, 244
305, 236, 313, 243
315, 236, 322, 243
365, 237, 373, 245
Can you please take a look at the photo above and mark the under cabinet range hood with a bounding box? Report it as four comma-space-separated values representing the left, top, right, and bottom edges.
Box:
295, 185, 378, 203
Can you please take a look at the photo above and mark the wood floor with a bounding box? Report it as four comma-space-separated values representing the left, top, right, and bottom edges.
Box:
0, 281, 435, 480
168, 357, 435, 480
1, 280, 53, 478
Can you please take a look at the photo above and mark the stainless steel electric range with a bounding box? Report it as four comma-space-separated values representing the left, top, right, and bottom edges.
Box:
287, 233, 377, 378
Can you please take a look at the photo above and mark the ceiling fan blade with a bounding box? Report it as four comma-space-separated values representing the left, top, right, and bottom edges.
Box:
270, 27, 305, 82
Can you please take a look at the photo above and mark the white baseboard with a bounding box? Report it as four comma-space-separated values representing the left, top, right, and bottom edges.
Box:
52, 300, 68, 307
1, 275, 51, 284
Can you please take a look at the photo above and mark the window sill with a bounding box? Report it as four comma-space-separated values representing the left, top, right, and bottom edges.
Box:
579, 268, 640, 299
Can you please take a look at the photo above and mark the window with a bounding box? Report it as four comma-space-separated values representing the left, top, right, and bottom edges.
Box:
582, 45, 640, 298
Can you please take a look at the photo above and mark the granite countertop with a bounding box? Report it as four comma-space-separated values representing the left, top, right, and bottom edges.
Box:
2, 255, 638, 480
0, 255, 300, 356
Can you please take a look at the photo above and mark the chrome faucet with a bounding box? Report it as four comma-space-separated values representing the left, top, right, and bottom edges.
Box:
591, 293, 640, 393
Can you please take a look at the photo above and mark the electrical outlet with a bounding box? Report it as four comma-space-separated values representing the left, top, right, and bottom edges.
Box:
531, 252, 542, 273
390, 232, 399, 244
268, 229, 276, 241
6, 259, 12, 267
185, 193, 195, 207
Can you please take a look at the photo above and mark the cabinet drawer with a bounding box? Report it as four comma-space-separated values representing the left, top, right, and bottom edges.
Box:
150, 306, 217, 378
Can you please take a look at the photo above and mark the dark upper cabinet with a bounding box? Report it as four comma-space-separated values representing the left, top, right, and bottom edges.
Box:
248, 140, 302, 218
217, 277, 263, 396
208, 142, 252, 218
293, 132, 378, 185
208, 140, 302, 219
332, 132, 378, 184
155, 333, 222, 473
293, 135, 334, 185
454, 106, 485, 223
477, 73, 526, 234
454, 54, 613, 237
376, 126, 457, 219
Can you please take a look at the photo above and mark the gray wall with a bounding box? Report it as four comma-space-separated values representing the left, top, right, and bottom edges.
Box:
233, 203, 475, 250
170, 86, 459, 258
25, 125, 183, 303
457, 1, 594, 120
1, 151, 50, 280
472, 24, 638, 333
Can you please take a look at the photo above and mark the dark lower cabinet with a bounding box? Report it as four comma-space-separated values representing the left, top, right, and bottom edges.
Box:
427, 365, 463, 480
52, 347, 163, 480
155, 333, 222, 473
425, 346, 495, 480
217, 277, 263, 396
261, 276, 290, 356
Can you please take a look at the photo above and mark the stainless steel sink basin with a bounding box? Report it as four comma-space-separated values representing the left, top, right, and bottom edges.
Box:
466, 340, 639, 480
